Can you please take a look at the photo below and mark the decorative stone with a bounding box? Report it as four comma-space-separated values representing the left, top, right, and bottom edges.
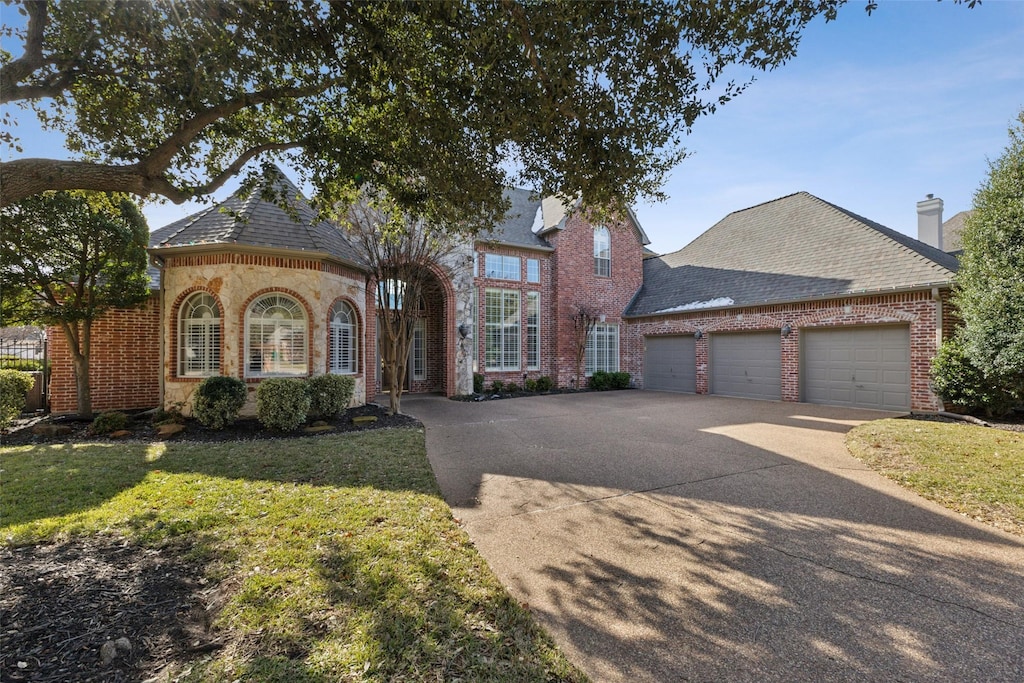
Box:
100, 640, 118, 665
156, 423, 186, 438
30, 424, 72, 436
109, 430, 131, 438
114, 637, 132, 654
352, 415, 377, 425
303, 425, 335, 433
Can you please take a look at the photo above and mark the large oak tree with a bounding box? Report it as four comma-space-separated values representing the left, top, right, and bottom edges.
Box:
2, 0, 863, 224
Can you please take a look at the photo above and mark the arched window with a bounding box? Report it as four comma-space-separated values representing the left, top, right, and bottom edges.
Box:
179, 292, 221, 376
329, 300, 358, 374
245, 294, 307, 377
594, 225, 610, 276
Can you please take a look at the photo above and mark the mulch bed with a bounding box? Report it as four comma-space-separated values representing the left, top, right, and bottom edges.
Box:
904, 409, 1024, 433
0, 536, 216, 683
1, 402, 419, 447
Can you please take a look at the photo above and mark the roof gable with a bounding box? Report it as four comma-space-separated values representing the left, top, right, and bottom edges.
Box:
627, 192, 959, 316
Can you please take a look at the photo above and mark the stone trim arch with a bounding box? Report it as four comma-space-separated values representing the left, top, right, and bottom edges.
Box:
169, 286, 225, 381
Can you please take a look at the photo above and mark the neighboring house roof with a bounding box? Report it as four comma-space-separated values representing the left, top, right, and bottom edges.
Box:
0, 326, 45, 343
627, 192, 960, 317
149, 166, 363, 266
942, 210, 972, 253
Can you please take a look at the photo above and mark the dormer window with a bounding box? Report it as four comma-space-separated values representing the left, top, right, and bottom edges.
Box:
594, 225, 610, 277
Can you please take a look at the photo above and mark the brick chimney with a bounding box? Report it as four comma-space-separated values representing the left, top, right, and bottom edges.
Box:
916, 194, 943, 248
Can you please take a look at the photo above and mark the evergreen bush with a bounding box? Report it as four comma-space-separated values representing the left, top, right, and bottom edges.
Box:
256, 378, 311, 431
90, 411, 128, 435
192, 376, 247, 429
308, 374, 355, 419
535, 376, 554, 392
0, 369, 34, 429
473, 373, 485, 393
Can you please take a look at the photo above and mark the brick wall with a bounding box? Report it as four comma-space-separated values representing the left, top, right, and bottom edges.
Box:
48, 295, 161, 414
625, 289, 947, 411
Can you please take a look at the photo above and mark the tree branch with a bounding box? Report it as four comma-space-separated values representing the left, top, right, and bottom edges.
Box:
0, 0, 50, 103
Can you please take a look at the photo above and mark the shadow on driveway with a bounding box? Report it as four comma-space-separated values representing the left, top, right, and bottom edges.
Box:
407, 391, 1024, 682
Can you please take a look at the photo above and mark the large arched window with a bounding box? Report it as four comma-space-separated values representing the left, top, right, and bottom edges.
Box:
329, 300, 358, 374
594, 225, 610, 276
179, 292, 221, 377
245, 294, 308, 377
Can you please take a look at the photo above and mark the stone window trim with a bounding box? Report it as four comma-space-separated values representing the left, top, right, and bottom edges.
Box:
170, 287, 224, 381
327, 296, 361, 376
239, 288, 314, 381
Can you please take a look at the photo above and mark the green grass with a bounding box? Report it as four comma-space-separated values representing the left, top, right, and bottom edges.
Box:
1, 429, 587, 682
846, 419, 1024, 536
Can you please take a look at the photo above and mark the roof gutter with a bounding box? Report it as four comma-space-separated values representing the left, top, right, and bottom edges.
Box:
624, 281, 955, 320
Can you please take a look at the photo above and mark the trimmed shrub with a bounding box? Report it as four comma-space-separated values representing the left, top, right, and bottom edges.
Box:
91, 411, 128, 435
505, 382, 520, 394
256, 378, 311, 431
610, 372, 631, 389
0, 369, 34, 429
490, 380, 505, 394
524, 378, 538, 392
0, 356, 47, 373
308, 374, 355, 419
588, 371, 612, 391
193, 376, 247, 429
535, 375, 553, 392
473, 373, 485, 394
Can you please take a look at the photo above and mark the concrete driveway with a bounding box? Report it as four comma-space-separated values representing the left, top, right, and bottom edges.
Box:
405, 391, 1024, 682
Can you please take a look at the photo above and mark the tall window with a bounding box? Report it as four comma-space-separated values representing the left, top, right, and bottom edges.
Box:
585, 323, 619, 375
485, 288, 520, 371
484, 254, 521, 280
526, 292, 540, 371
594, 225, 610, 277
246, 294, 307, 377
412, 319, 426, 380
329, 300, 358, 374
470, 288, 478, 372
179, 292, 220, 376
526, 258, 540, 283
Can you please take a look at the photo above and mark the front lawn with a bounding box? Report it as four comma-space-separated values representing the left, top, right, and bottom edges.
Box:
0, 429, 586, 682
846, 418, 1024, 536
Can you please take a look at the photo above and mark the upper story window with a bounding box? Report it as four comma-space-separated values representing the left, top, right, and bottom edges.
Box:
245, 293, 307, 377
484, 253, 521, 281
594, 226, 610, 277
329, 300, 358, 375
178, 292, 221, 377
526, 258, 540, 283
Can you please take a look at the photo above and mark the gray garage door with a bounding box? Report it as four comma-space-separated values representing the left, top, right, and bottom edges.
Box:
803, 326, 910, 411
644, 335, 696, 393
710, 332, 781, 400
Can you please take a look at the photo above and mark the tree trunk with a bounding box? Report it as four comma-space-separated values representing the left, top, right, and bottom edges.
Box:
70, 349, 92, 419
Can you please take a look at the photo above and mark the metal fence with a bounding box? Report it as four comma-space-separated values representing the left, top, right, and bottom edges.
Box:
0, 337, 49, 411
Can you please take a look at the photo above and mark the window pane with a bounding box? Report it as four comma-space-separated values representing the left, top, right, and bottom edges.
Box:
247, 294, 307, 376
594, 226, 610, 276
179, 293, 220, 376
526, 292, 539, 370
527, 258, 540, 283
330, 301, 357, 374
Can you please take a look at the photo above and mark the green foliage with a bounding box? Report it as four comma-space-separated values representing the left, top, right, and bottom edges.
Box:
90, 411, 128, 435
0, 357, 47, 373
193, 376, 248, 430
535, 376, 554, 392
5, 0, 856, 223
932, 339, 1018, 417
307, 374, 355, 419
504, 382, 520, 394
939, 109, 1024, 414
473, 373, 485, 394
256, 378, 311, 432
489, 380, 505, 394
589, 371, 612, 391
610, 372, 631, 389
0, 369, 34, 428
524, 378, 538, 392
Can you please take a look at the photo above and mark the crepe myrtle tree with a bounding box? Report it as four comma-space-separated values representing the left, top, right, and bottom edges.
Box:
932, 109, 1024, 416
337, 186, 459, 416
570, 305, 600, 390
1, 0, 949, 228
0, 191, 150, 418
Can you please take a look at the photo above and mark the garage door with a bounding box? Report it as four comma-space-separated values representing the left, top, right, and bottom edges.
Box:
803, 326, 910, 411
710, 332, 781, 400
644, 335, 696, 393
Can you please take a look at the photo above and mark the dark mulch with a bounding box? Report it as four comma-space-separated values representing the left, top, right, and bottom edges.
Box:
904, 408, 1024, 433
1, 403, 419, 447
0, 536, 216, 683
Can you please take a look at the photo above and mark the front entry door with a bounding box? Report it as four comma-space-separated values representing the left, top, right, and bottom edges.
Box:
378, 318, 425, 392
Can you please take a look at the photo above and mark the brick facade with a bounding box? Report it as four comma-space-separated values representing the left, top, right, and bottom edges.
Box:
624, 290, 948, 411
48, 295, 161, 414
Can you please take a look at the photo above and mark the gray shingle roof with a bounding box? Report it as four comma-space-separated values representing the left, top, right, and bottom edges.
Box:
478, 188, 552, 250
627, 192, 959, 317
149, 167, 363, 266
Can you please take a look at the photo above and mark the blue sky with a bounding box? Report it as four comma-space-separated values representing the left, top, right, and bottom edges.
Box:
4, 1, 1023, 255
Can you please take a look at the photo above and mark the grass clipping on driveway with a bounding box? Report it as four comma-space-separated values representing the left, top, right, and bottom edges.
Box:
847, 419, 1024, 537
1, 429, 586, 682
